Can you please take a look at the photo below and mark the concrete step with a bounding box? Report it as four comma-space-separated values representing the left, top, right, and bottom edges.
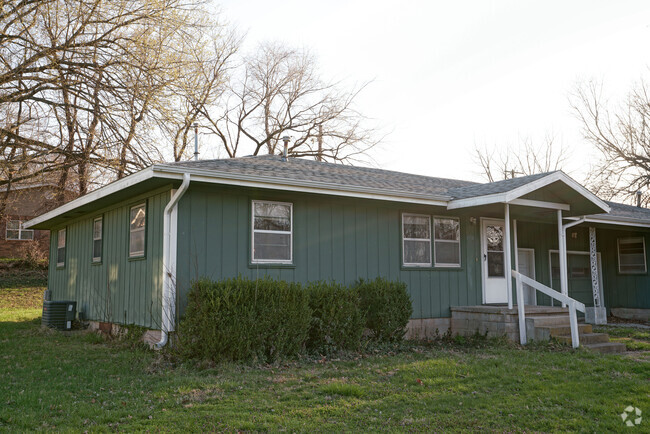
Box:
555, 333, 610, 345
534, 324, 593, 340
526, 315, 571, 328
583, 342, 627, 354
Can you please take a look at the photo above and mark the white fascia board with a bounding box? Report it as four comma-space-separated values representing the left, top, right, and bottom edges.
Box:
23, 167, 156, 228
152, 165, 451, 207
447, 172, 610, 213
572, 216, 650, 229
508, 198, 570, 211
446, 193, 507, 210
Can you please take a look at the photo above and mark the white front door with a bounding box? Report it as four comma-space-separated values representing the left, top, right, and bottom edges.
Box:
482, 219, 507, 304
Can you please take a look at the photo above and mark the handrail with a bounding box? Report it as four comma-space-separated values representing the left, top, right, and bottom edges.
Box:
515, 272, 586, 312
511, 270, 584, 349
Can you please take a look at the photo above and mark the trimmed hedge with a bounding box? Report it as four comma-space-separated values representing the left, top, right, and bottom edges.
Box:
305, 281, 365, 353
179, 277, 311, 363
178, 276, 413, 362
356, 278, 413, 342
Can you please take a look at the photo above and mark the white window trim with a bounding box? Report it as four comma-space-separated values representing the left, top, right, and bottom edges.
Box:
402, 213, 432, 267
251, 200, 293, 264
433, 216, 461, 268
5, 220, 34, 241
56, 228, 66, 268
92, 216, 103, 263
129, 203, 146, 258
617, 237, 647, 274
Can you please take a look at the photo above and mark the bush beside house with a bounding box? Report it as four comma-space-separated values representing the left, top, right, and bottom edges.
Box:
178, 277, 412, 363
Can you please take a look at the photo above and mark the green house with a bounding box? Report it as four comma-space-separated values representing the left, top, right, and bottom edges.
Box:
25, 156, 650, 347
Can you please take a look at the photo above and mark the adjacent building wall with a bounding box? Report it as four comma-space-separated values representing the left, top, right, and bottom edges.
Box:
47, 187, 170, 328
175, 183, 483, 325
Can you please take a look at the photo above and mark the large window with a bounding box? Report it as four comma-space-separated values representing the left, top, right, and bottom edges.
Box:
434, 217, 461, 267
57, 228, 66, 267
92, 217, 103, 263
252, 200, 292, 263
402, 213, 431, 266
5, 220, 34, 240
618, 237, 647, 274
129, 203, 146, 258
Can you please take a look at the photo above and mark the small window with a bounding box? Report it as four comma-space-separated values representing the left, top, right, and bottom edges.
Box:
129, 203, 146, 258
434, 217, 461, 267
92, 217, 103, 263
5, 220, 34, 241
618, 237, 647, 274
252, 200, 292, 263
402, 213, 431, 266
57, 228, 66, 267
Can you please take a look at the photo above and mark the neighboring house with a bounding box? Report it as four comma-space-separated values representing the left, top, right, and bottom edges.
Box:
0, 184, 65, 258
25, 156, 650, 347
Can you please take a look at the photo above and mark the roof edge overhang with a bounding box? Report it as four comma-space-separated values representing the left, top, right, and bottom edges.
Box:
446, 172, 611, 214
24, 164, 453, 229
23, 167, 157, 229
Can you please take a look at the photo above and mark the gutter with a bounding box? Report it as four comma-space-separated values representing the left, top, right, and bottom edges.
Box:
156, 173, 190, 349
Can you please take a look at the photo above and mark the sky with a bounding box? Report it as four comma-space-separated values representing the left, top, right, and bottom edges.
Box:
214, 0, 650, 183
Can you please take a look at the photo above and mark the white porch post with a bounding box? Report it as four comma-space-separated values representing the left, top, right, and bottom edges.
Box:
505, 204, 513, 309
557, 209, 568, 308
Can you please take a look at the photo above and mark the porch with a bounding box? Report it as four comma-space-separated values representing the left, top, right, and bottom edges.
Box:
451, 304, 626, 352
451, 305, 568, 342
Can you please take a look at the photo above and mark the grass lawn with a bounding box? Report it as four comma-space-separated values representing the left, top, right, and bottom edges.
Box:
1, 287, 649, 432
595, 325, 650, 351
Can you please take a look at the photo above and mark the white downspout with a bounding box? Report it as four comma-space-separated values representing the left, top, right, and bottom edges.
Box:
156, 173, 190, 349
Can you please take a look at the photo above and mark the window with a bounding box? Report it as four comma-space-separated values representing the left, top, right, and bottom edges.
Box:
618, 237, 647, 274
5, 220, 34, 241
129, 203, 146, 257
92, 217, 103, 263
252, 200, 292, 263
434, 217, 461, 267
402, 213, 431, 266
57, 228, 66, 267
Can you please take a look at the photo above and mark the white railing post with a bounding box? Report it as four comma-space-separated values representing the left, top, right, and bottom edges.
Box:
515, 271, 527, 345
569, 300, 580, 348
513, 271, 585, 348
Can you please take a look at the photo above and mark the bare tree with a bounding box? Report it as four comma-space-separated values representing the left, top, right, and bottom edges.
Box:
571, 79, 650, 205
201, 43, 379, 163
0, 0, 238, 199
473, 134, 570, 182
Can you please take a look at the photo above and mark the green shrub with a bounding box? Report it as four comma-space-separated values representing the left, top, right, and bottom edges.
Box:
305, 281, 365, 353
356, 277, 412, 342
178, 276, 311, 363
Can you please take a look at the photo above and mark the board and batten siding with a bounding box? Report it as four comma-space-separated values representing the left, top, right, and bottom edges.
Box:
175, 184, 483, 322
47, 188, 170, 328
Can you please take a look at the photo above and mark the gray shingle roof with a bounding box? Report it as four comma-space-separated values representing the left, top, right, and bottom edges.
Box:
447, 172, 555, 200
164, 156, 650, 223
166, 155, 477, 198
601, 201, 650, 222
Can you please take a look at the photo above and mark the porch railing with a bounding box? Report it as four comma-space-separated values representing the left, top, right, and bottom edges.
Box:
511, 270, 586, 348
